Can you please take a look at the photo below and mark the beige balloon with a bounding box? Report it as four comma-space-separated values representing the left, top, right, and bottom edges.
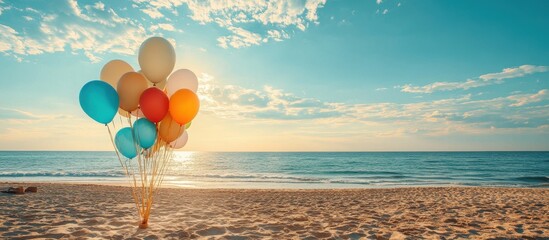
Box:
100, 60, 134, 89
117, 72, 148, 112
158, 113, 184, 143
138, 37, 175, 84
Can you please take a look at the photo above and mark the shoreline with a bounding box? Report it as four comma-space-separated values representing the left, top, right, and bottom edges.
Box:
1, 182, 547, 239
0, 180, 549, 190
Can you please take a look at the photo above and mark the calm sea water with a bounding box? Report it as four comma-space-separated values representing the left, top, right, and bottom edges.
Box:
0, 151, 547, 188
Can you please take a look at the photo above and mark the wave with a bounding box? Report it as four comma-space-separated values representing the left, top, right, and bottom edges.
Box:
0, 171, 124, 178
2, 171, 548, 188
316, 170, 403, 175
171, 173, 328, 182
514, 176, 549, 183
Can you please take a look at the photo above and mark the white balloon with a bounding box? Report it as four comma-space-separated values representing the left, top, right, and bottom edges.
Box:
169, 131, 188, 149
166, 69, 198, 96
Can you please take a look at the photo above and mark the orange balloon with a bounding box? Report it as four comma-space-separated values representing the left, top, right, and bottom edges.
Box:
117, 72, 148, 112
169, 89, 199, 125
158, 113, 184, 143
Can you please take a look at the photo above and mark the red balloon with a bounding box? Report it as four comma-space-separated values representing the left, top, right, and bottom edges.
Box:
139, 87, 169, 123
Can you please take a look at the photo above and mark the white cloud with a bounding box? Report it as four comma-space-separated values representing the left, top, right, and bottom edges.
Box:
0, 0, 173, 62
376, 0, 383, 4
0, 107, 71, 124
401, 65, 548, 93
199, 73, 549, 136
68, 0, 113, 27
217, 26, 262, 49
1, 0, 325, 60
132, 0, 326, 48
142, 7, 164, 19
508, 89, 547, 107
150, 23, 177, 32
267, 29, 290, 42
93, 1, 105, 11
0, 1, 10, 16
382, 9, 388, 14
479, 65, 548, 81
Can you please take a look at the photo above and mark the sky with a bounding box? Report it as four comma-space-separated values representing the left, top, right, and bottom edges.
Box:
0, 0, 548, 151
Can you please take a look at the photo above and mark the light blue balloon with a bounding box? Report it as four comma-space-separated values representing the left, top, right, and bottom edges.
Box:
79, 80, 119, 124
115, 127, 137, 159
134, 118, 157, 149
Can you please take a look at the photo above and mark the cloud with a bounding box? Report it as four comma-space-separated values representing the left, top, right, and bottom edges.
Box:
199, 73, 549, 137
0, 108, 42, 120
0, 108, 108, 150
508, 89, 547, 107
93, 2, 105, 11
400, 65, 548, 93
0, 0, 325, 60
150, 23, 177, 32
217, 27, 262, 49
0, 0, 175, 62
0, 107, 71, 124
266, 30, 290, 42
132, 0, 326, 49
198, 74, 341, 120
480, 65, 548, 81
142, 8, 164, 19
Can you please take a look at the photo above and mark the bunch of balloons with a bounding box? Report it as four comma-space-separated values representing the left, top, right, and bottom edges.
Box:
79, 37, 199, 229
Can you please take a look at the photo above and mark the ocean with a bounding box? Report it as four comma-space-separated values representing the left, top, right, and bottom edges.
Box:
0, 151, 547, 188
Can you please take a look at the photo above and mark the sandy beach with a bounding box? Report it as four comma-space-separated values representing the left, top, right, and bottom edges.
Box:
0, 183, 547, 239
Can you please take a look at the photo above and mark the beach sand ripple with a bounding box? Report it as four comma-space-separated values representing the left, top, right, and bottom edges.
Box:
0, 183, 547, 239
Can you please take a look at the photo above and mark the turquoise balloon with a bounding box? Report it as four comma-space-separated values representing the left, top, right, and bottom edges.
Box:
79, 80, 119, 124
134, 118, 157, 149
115, 127, 137, 159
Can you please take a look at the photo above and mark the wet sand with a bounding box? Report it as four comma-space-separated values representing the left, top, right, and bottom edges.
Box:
0, 183, 547, 239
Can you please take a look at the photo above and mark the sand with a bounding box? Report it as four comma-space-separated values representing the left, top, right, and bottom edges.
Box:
0, 183, 547, 239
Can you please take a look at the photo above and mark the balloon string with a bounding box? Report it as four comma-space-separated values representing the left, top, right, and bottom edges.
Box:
106, 124, 122, 167
128, 114, 145, 216
106, 124, 142, 217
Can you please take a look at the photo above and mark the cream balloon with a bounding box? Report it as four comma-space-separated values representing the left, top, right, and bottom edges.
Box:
166, 69, 198, 96
169, 131, 188, 149
117, 72, 148, 112
138, 37, 175, 84
100, 60, 134, 89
